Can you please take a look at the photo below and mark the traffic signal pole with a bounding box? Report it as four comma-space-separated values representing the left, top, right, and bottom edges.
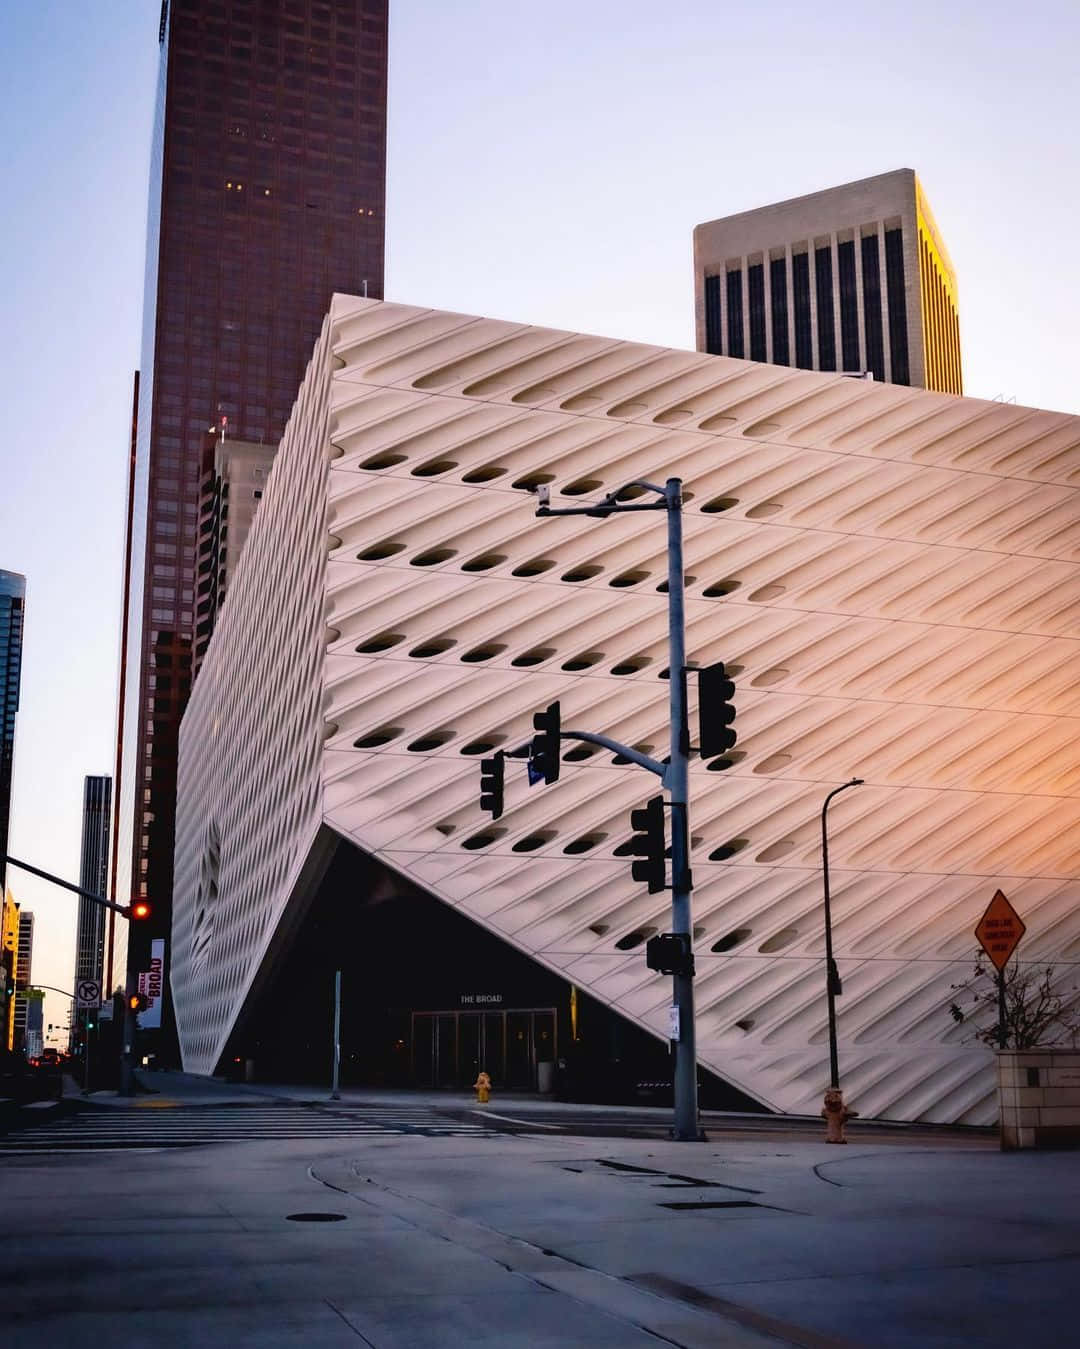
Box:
662, 478, 702, 1141
527, 477, 702, 1140
2, 854, 150, 1097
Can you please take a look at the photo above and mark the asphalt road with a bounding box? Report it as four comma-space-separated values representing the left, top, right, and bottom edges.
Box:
2, 1103, 1077, 1349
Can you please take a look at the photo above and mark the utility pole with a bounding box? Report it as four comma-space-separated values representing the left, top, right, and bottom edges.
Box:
528, 477, 703, 1140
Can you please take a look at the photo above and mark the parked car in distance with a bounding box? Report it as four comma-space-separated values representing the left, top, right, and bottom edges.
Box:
0, 1050, 62, 1104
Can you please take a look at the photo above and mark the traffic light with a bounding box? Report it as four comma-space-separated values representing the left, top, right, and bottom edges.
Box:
529, 701, 561, 785
479, 750, 505, 820
129, 899, 152, 921
646, 932, 694, 977
128, 993, 149, 1013
628, 795, 666, 893
698, 663, 737, 758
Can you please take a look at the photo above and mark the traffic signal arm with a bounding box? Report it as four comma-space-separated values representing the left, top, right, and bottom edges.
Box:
2, 854, 140, 918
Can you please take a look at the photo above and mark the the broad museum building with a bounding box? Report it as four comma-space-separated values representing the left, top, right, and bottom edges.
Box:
173, 295, 1080, 1123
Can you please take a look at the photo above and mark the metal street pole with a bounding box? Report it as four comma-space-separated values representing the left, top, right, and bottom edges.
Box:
663, 479, 700, 1141
531, 476, 701, 1140
820, 778, 863, 1090
330, 969, 342, 1100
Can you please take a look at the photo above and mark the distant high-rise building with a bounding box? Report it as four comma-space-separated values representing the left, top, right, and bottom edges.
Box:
113, 2, 389, 1047
12, 909, 33, 1052
194, 434, 275, 676
694, 169, 962, 393
0, 570, 25, 892
73, 777, 111, 992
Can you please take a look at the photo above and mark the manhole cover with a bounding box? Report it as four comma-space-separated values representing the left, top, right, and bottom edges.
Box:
286, 1212, 347, 1222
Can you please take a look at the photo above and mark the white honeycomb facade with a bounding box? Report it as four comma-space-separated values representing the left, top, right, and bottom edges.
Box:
174, 294, 1080, 1122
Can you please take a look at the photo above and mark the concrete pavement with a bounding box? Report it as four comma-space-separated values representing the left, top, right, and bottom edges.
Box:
3, 1080, 1077, 1347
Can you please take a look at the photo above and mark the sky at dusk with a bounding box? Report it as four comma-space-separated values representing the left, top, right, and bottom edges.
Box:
1, 0, 1077, 1041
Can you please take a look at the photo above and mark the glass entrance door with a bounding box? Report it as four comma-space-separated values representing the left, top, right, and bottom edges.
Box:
411, 1008, 557, 1090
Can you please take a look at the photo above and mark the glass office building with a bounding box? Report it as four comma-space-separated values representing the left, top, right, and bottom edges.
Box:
0, 570, 25, 893
695, 169, 962, 393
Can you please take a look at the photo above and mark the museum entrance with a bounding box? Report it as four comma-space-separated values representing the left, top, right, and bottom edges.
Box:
412, 1007, 556, 1091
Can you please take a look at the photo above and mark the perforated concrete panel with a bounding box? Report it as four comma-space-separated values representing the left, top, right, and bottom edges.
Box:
174, 295, 1080, 1121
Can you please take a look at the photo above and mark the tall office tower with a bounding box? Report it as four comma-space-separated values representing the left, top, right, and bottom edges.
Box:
12, 910, 33, 1053
114, 2, 388, 1036
0, 571, 25, 893
73, 777, 111, 991
694, 169, 962, 393
193, 433, 275, 675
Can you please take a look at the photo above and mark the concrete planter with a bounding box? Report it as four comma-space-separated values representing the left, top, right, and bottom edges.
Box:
997, 1048, 1080, 1149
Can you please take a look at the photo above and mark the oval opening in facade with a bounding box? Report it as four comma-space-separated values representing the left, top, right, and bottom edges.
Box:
511, 648, 555, 668
408, 638, 455, 658
360, 452, 407, 470
410, 548, 457, 567
512, 558, 556, 577
562, 652, 603, 671
356, 632, 405, 654
615, 926, 657, 951
407, 732, 453, 752
411, 459, 457, 477
462, 465, 506, 484
460, 643, 507, 663
758, 927, 799, 952
561, 564, 603, 583
353, 727, 402, 749
711, 928, 752, 953
358, 541, 405, 561
461, 554, 507, 572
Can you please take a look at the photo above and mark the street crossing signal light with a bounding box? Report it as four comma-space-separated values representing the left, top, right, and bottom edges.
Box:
698, 662, 737, 758
530, 701, 561, 785
646, 932, 694, 977
629, 795, 666, 894
129, 900, 152, 921
128, 993, 149, 1013
479, 750, 505, 820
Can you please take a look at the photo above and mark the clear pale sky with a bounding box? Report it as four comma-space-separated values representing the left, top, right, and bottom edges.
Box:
1, 0, 1077, 1042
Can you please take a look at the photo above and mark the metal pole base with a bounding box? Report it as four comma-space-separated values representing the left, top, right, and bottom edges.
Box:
669, 1127, 708, 1142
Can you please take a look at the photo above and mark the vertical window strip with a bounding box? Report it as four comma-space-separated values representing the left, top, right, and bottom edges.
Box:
814, 247, 836, 371
884, 229, 909, 385
837, 240, 860, 371
792, 253, 812, 369
704, 274, 723, 355
860, 234, 885, 382
726, 270, 744, 359
748, 263, 766, 363
770, 256, 790, 366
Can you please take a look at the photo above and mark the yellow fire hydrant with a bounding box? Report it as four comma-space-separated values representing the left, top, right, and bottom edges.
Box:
821, 1087, 858, 1143
473, 1071, 491, 1105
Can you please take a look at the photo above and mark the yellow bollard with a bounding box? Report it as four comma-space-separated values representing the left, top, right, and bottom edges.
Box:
473, 1071, 491, 1104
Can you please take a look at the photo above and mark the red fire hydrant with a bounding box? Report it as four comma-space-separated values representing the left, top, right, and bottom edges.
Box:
821, 1088, 858, 1143
473, 1071, 491, 1105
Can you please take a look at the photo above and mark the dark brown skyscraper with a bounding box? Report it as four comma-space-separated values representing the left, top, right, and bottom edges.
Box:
115, 1, 387, 1048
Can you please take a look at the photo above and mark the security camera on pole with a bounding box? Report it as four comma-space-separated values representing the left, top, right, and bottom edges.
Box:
478, 478, 736, 1142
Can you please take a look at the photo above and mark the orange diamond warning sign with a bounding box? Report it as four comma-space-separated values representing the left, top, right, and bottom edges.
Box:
975, 889, 1025, 972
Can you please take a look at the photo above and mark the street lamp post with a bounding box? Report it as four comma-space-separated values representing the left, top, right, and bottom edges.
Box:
820, 778, 863, 1100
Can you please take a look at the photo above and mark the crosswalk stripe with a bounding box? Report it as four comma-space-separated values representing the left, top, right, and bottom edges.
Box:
0, 1103, 500, 1152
